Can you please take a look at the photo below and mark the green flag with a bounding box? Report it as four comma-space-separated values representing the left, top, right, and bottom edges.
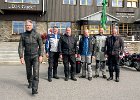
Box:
101, 0, 107, 30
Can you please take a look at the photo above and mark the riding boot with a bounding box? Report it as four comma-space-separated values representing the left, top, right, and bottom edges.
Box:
107, 72, 113, 81
115, 72, 119, 82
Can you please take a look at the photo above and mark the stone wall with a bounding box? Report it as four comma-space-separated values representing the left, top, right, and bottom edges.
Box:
36, 22, 47, 34
0, 21, 48, 42
0, 21, 12, 42
124, 42, 140, 54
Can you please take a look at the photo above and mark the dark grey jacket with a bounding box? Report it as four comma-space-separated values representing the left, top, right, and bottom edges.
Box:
18, 29, 43, 58
58, 34, 77, 55
105, 35, 124, 56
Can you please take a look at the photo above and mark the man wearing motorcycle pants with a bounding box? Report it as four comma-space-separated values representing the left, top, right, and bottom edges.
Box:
45, 26, 60, 82
18, 19, 43, 95
78, 29, 95, 81
93, 27, 107, 79
105, 28, 124, 82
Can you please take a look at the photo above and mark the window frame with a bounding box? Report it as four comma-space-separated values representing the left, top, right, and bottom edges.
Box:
127, 0, 138, 8
96, 0, 109, 7
112, 0, 124, 7
48, 22, 71, 34
12, 21, 25, 35
12, 21, 36, 35
80, 0, 92, 6
81, 25, 110, 35
63, 0, 76, 5
5, 0, 39, 4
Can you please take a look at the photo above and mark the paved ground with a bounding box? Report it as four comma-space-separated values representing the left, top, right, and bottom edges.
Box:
0, 63, 140, 100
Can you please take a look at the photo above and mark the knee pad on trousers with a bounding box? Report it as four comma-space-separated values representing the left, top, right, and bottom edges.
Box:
33, 76, 39, 81
96, 63, 100, 69
101, 62, 106, 68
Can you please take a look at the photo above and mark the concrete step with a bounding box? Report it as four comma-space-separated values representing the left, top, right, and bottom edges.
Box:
0, 42, 19, 64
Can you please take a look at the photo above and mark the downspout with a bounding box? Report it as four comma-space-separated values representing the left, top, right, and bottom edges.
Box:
42, 0, 45, 15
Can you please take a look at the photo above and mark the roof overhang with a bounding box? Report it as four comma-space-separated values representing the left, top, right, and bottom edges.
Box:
77, 11, 120, 25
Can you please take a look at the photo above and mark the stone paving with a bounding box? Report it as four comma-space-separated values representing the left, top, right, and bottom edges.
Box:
0, 63, 140, 100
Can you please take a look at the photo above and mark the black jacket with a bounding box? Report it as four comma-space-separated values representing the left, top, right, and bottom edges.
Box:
18, 29, 43, 58
105, 35, 124, 56
58, 34, 77, 55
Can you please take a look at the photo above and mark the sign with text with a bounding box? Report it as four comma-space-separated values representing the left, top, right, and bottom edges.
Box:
7, 4, 37, 10
116, 12, 135, 18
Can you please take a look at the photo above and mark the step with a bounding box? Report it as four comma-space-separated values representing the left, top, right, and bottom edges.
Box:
0, 42, 19, 64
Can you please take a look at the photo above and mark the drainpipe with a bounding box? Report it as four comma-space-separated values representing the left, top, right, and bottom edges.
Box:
42, 0, 45, 15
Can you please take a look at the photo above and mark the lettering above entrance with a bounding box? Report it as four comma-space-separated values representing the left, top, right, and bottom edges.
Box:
8, 4, 36, 10
116, 12, 135, 23
116, 12, 135, 18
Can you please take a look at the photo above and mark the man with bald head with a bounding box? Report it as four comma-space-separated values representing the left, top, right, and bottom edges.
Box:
78, 29, 95, 81
105, 28, 124, 82
58, 27, 77, 81
94, 27, 107, 79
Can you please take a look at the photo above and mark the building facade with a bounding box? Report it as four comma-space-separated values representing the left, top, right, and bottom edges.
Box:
0, 0, 140, 42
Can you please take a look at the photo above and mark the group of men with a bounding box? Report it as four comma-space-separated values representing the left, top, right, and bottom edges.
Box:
18, 19, 124, 95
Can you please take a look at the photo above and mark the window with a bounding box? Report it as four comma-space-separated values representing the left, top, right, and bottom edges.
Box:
97, 0, 103, 6
97, 0, 108, 6
127, 0, 138, 8
5, 0, 39, 4
12, 21, 24, 35
80, 0, 92, 5
118, 23, 140, 41
112, 0, 123, 7
81, 25, 110, 34
12, 21, 36, 35
48, 22, 71, 34
89, 25, 99, 34
63, 0, 76, 5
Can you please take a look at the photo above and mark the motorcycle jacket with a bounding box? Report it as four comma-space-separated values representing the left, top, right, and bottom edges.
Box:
58, 34, 77, 55
94, 34, 107, 61
18, 29, 43, 58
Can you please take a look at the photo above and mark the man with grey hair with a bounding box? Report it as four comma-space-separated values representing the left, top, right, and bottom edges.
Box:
18, 19, 43, 95
45, 26, 60, 82
105, 28, 124, 82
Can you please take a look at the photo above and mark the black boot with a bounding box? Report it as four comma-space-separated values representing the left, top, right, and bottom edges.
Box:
32, 89, 38, 95
65, 77, 69, 81
115, 72, 119, 82
107, 72, 113, 81
48, 78, 52, 82
53, 75, 60, 79
28, 82, 32, 89
71, 76, 77, 81
115, 77, 119, 82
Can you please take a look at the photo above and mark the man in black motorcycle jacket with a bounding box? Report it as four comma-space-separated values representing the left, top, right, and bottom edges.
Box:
18, 20, 43, 95
58, 27, 78, 81
105, 28, 124, 82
